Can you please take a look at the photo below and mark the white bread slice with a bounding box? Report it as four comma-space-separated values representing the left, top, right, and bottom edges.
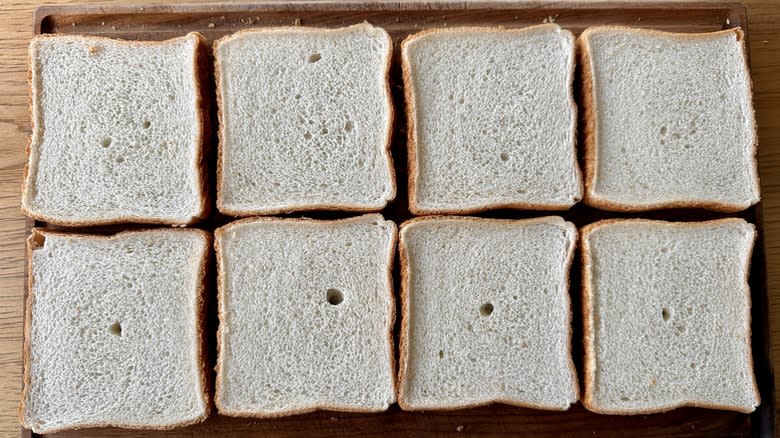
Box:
21, 228, 210, 434
401, 24, 582, 215
578, 26, 759, 212
581, 218, 760, 414
398, 216, 579, 410
215, 214, 396, 416
21, 33, 210, 226
214, 23, 395, 216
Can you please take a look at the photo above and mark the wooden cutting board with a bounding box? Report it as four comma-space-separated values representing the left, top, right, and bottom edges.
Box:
24, 1, 774, 437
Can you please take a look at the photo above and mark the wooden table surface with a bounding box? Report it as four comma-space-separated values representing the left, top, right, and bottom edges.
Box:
0, 1, 779, 436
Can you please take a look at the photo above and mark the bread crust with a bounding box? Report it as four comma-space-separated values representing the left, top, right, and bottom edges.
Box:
20, 227, 211, 433
213, 23, 396, 217
578, 26, 760, 213
20, 32, 211, 227
396, 215, 579, 411
580, 217, 761, 414
401, 24, 582, 216
213, 213, 397, 417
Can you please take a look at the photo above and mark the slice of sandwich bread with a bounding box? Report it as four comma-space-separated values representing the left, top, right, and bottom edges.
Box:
21, 228, 210, 433
22, 33, 210, 226
397, 216, 579, 410
214, 23, 395, 216
401, 24, 582, 214
214, 214, 396, 416
581, 218, 760, 414
578, 26, 759, 212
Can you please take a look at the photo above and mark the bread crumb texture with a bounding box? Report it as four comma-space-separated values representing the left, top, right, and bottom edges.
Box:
216, 23, 394, 214
583, 219, 759, 413
399, 217, 578, 410
23, 230, 208, 433
583, 28, 759, 210
23, 34, 205, 225
216, 215, 396, 415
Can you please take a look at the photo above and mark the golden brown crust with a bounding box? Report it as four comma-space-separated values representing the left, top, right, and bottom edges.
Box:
385, 222, 399, 406
579, 26, 759, 213
193, 229, 213, 424
402, 25, 582, 216
397, 215, 579, 411
20, 227, 211, 433
192, 32, 213, 224
580, 217, 760, 415
18, 230, 38, 432
20, 33, 210, 227
214, 214, 397, 417
214, 24, 396, 217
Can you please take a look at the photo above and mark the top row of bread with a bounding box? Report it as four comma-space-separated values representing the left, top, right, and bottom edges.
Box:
21, 23, 759, 226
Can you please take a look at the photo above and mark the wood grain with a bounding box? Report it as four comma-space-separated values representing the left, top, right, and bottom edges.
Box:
1, 1, 779, 437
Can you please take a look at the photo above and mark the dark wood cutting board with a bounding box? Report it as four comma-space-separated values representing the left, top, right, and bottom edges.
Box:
24, 1, 774, 437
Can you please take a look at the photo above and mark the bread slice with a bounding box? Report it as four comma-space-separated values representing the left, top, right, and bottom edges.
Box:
578, 26, 759, 212
397, 216, 579, 410
214, 23, 395, 216
20, 228, 210, 433
21, 33, 210, 226
214, 214, 396, 416
401, 24, 582, 214
581, 218, 760, 414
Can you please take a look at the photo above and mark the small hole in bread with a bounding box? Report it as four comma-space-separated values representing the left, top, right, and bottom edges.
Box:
659, 126, 668, 135
344, 121, 354, 132
108, 321, 122, 336
142, 120, 151, 129
303, 132, 312, 140
661, 308, 671, 321
438, 350, 444, 359
326, 288, 343, 306
294, 94, 301, 100
101, 137, 112, 148
115, 156, 124, 163
308, 53, 322, 63
479, 302, 494, 317
499, 153, 510, 162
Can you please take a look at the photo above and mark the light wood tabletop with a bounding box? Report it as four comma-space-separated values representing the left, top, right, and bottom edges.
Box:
0, 1, 779, 436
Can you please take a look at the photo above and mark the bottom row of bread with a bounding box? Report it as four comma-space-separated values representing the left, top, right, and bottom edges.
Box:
20, 214, 759, 433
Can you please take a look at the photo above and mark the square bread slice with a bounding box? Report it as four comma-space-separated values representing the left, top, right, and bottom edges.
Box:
401, 24, 582, 214
398, 216, 579, 410
22, 33, 210, 226
581, 218, 760, 414
21, 228, 210, 434
578, 26, 760, 212
214, 23, 395, 216
215, 214, 396, 416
